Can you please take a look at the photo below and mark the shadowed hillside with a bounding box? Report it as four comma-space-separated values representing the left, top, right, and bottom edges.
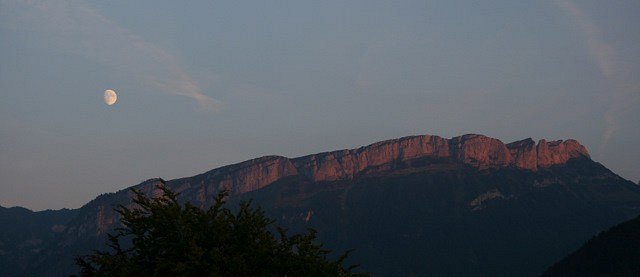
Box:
543, 214, 640, 276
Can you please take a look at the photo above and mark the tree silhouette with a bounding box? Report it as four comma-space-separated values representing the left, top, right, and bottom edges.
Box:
76, 181, 365, 276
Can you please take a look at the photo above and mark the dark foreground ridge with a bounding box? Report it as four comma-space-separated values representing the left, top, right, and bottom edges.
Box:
543, 214, 640, 276
1, 133, 639, 276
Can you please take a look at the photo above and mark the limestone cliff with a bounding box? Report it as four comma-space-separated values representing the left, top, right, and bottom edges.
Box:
507, 138, 538, 170
292, 135, 450, 181
161, 134, 590, 198
450, 134, 511, 169
536, 139, 590, 168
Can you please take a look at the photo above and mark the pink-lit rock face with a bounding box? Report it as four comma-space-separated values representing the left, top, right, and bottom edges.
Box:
211, 156, 298, 195
507, 138, 590, 170
291, 135, 451, 181
166, 134, 591, 197
537, 139, 590, 168
507, 138, 539, 170
450, 134, 511, 169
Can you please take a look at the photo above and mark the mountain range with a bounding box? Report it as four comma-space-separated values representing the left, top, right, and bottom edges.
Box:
1, 133, 639, 276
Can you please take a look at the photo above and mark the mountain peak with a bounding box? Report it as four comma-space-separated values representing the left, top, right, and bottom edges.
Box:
536, 139, 590, 168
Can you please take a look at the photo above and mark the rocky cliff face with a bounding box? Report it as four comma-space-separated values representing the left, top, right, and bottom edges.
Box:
205, 156, 298, 195
292, 135, 451, 182
507, 138, 538, 170
66, 134, 590, 240
164, 134, 590, 198
450, 134, 512, 169
536, 139, 590, 168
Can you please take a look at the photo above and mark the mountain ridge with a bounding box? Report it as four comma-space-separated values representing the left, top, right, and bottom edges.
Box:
169, 133, 590, 198
66, 133, 597, 243
6, 133, 638, 277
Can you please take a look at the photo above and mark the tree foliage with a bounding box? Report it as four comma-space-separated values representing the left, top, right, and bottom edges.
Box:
76, 182, 364, 276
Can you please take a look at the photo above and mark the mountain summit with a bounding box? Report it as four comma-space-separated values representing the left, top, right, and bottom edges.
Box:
2, 133, 638, 276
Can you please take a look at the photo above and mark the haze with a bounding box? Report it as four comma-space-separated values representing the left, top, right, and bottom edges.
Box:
1, 0, 639, 210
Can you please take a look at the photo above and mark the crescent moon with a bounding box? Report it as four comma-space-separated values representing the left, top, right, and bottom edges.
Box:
103, 89, 117, 106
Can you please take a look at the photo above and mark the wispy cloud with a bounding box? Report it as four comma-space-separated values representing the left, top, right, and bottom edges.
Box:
3, 0, 221, 110
554, 0, 639, 150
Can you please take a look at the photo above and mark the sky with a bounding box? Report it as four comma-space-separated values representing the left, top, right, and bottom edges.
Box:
1, 0, 639, 211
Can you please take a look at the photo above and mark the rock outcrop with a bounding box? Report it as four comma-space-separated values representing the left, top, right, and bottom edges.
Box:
507, 138, 538, 170
450, 134, 511, 169
165, 134, 590, 197
209, 156, 298, 195
292, 135, 451, 181
536, 139, 590, 168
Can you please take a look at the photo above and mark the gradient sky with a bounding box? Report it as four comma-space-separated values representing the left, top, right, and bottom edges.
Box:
1, 0, 639, 210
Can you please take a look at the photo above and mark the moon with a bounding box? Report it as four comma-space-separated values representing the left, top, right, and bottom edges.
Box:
103, 89, 117, 106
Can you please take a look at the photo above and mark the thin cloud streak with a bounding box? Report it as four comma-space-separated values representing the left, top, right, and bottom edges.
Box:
7, 0, 221, 110
554, 0, 638, 151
